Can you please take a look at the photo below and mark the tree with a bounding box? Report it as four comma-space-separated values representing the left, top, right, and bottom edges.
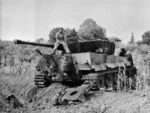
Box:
78, 18, 106, 40
0, 40, 5, 50
49, 27, 78, 44
49, 27, 61, 43
0, 40, 5, 64
128, 32, 135, 44
64, 28, 78, 43
142, 30, 150, 45
35, 38, 45, 43
136, 40, 143, 45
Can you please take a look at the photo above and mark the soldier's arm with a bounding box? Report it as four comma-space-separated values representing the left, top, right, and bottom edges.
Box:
64, 34, 67, 43
55, 32, 59, 41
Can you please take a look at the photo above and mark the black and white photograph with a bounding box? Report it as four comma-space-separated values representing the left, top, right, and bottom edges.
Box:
0, 0, 150, 113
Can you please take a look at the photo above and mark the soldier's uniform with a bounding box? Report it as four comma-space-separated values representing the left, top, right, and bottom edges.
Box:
53, 29, 70, 54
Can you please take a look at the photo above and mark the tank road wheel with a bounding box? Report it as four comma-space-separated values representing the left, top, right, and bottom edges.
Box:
96, 75, 105, 91
34, 74, 51, 88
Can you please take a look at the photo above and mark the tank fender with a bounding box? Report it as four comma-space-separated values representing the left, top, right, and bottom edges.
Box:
76, 63, 92, 71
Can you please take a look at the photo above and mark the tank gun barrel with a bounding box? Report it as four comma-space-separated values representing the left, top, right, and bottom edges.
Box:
14, 39, 115, 55
14, 39, 54, 48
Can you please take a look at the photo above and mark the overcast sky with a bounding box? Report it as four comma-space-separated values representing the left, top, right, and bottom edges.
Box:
0, 0, 150, 43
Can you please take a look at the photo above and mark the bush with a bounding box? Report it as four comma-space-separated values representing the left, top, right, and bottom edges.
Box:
142, 30, 150, 45
126, 44, 137, 52
78, 18, 106, 40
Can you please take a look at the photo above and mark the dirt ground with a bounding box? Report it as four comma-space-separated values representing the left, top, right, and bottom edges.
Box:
1, 65, 150, 113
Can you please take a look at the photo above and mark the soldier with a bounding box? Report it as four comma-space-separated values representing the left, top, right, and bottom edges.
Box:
53, 28, 70, 54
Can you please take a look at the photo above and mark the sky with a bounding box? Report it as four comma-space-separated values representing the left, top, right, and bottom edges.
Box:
0, 0, 150, 43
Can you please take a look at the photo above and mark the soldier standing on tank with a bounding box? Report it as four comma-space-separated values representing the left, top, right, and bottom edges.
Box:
53, 28, 70, 54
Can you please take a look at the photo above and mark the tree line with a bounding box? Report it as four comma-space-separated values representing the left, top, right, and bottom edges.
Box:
48, 18, 106, 44
1, 18, 150, 66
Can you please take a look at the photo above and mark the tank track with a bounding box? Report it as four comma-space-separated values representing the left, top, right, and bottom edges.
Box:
81, 65, 128, 91
34, 73, 51, 88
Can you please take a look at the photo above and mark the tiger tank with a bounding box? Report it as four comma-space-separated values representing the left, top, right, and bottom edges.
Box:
14, 39, 136, 105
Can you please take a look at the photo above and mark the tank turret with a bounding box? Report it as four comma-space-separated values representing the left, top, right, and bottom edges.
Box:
14, 39, 115, 55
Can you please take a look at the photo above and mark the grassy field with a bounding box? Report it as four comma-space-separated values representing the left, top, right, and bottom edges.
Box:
1, 44, 150, 113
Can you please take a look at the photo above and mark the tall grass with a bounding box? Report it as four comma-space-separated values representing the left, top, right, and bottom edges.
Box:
132, 45, 150, 96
